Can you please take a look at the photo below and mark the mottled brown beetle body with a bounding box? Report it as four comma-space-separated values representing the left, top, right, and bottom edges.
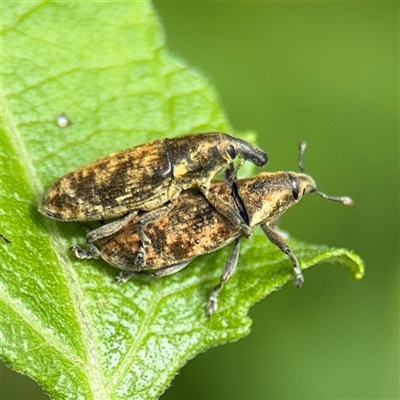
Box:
39, 133, 267, 221
99, 172, 315, 270
39, 133, 267, 264
100, 181, 240, 269
94, 142, 352, 316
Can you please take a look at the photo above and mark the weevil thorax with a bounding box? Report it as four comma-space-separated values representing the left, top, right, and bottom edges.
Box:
166, 133, 267, 188
236, 172, 316, 227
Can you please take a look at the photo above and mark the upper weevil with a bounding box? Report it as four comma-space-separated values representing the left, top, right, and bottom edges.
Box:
39, 132, 267, 266
87, 142, 353, 316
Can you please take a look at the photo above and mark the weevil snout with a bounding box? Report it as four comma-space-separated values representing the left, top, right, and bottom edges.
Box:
232, 137, 268, 166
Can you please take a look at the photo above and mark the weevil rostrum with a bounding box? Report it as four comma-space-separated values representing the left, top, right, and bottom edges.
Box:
78, 142, 353, 316
39, 132, 267, 268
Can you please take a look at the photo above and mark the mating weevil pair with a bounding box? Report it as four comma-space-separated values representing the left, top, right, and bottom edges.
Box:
39, 134, 352, 316
40, 133, 267, 268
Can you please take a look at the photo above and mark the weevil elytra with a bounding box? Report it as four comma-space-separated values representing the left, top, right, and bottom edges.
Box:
81, 142, 352, 316
39, 132, 267, 267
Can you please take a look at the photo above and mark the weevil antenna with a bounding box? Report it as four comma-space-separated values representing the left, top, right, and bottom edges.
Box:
298, 141, 307, 173
297, 141, 353, 206
316, 190, 354, 206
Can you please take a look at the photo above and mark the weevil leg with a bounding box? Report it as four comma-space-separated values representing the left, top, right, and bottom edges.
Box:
152, 259, 193, 277
207, 238, 241, 317
135, 247, 146, 271
70, 243, 101, 259
270, 216, 289, 240
224, 162, 236, 180
134, 201, 178, 269
137, 200, 177, 241
224, 160, 242, 180
261, 223, 304, 287
200, 185, 252, 238
116, 270, 137, 283
134, 200, 179, 270
117, 258, 193, 282
228, 160, 244, 179
87, 211, 138, 244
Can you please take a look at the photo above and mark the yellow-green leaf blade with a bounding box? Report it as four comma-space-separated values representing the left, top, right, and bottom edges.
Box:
1, 2, 365, 399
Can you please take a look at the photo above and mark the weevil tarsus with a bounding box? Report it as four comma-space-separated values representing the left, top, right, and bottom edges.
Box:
135, 247, 146, 271
207, 238, 241, 317
70, 243, 101, 260
116, 270, 137, 283
261, 223, 304, 287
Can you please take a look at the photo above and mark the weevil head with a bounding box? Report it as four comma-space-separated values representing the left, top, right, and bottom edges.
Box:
237, 142, 353, 227
236, 172, 317, 227
167, 132, 267, 187
289, 172, 317, 200
237, 170, 352, 227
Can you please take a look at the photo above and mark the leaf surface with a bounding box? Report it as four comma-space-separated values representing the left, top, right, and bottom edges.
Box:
0, 2, 365, 399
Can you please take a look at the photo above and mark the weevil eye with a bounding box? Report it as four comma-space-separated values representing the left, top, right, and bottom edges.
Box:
288, 174, 300, 200
227, 145, 237, 160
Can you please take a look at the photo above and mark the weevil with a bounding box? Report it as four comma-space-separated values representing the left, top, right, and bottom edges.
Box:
79, 142, 352, 316
39, 132, 267, 267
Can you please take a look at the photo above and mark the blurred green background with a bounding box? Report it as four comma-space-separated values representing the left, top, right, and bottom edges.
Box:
1, 2, 398, 399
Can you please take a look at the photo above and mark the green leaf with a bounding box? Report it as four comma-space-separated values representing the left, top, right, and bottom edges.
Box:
0, 2, 365, 400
